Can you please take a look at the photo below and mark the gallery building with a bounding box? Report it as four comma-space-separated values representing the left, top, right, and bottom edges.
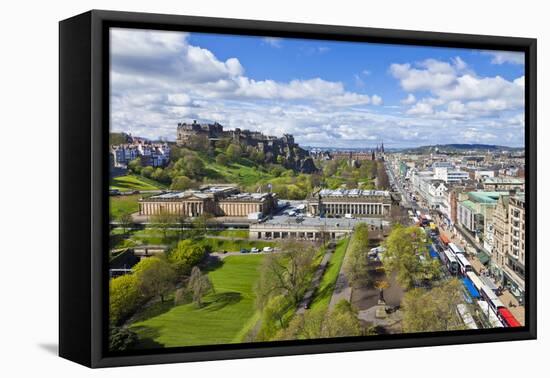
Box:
306, 189, 392, 217
138, 185, 277, 218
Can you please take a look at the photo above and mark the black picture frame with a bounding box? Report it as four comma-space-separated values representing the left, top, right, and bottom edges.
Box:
59, 9, 537, 368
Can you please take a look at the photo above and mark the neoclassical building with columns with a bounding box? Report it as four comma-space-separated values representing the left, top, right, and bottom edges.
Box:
306, 189, 392, 218
138, 185, 277, 218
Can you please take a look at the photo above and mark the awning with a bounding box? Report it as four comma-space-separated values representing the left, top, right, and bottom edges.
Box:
477, 250, 490, 265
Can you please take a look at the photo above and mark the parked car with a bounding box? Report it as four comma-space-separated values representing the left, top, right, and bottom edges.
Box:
251, 247, 260, 253
262, 246, 273, 252
240, 248, 250, 254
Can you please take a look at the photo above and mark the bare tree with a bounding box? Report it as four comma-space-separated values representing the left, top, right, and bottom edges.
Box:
256, 239, 316, 307
187, 266, 214, 307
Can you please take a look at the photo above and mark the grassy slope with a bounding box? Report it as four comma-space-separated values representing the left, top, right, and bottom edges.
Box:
110, 194, 147, 219
130, 255, 264, 348
308, 237, 349, 314
110, 174, 166, 191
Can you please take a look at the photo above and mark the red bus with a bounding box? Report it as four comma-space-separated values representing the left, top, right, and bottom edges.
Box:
440, 234, 450, 246
497, 307, 522, 327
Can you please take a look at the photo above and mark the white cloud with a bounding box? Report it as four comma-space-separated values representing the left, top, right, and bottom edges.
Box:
110, 29, 524, 148
401, 94, 416, 105
483, 51, 525, 65
262, 37, 282, 48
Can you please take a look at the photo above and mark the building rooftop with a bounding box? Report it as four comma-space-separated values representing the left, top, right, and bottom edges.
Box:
316, 189, 390, 198
460, 200, 478, 212
468, 191, 508, 204
483, 177, 525, 184
256, 214, 390, 229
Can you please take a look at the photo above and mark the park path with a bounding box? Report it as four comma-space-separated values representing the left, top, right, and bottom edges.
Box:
328, 239, 352, 311
296, 242, 336, 314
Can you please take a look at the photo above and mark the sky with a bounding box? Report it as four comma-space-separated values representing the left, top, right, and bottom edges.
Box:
110, 28, 526, 149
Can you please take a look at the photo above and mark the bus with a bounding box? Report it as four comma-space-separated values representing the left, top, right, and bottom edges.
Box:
456, 254, 473, 275
462, 277, 481, 299
480, 285, 505, 312
477, 300, 504, 328
448, 242, 464, 255
497, 307, 522, 327
466, 271, 485, 292
443, 249, 459, 275
457, 304, 478, 329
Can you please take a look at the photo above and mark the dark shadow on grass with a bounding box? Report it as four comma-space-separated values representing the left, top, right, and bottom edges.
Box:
202, 291, 242, 312
129, 325, 165, 350
131, 299, 175, 323
203, 255, 224, 272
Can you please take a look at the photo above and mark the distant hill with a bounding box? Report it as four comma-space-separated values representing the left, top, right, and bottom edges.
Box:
400, 144, 524, 154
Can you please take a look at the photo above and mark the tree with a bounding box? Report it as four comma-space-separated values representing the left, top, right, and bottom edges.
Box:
150, 209, 175, 241
141, 165, 154, 178
133, 257, 176, 303
117, 210, 133, 237
169, 239, 208, 276
402, 278, 465, 332
226, 143, 242, 161
191, 214, 211, 238
151, 167, 170, 183
187, 266, 214, 307
109, 274, 140, 324
128, 157, 142, 174
255, 240, 316, 308
170, 175, 194, 191
215, 153, 229, 166
376, 162, 390, 189
344, 223, 370, 288
275, 299, 362, 341
109, 326, 138, 351
382, 225, 431, 289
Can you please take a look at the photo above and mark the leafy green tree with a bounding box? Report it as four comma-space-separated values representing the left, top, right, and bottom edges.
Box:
275, 299, 362, 341
169, 240, 208, 276
187, 266, 214, 307
151, 167, 170, 183
109, 274, 140, 324
344, 224, 370, 288
170, 175, 194, 191
191, 214, 211, 238
226, 143, 242, 161
133, 257, 176, 303
402, 278, 465, 332
128, 157, 142, 174
382, 225, 430, 289
109, 326, 138, 351
141, 166, 154, 178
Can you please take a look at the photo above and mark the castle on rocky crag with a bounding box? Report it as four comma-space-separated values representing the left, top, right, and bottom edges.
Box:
176, 120, 317, 173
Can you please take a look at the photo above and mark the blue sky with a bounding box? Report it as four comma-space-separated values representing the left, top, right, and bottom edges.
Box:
110, 28, 525, 148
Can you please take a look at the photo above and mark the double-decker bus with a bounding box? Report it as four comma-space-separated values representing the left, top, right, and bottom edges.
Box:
443, 249, 459, 275
456, 254, 473, 275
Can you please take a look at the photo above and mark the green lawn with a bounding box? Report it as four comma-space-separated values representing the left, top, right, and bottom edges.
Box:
110, 174, 166, 191
209, 229, 249, 238
110, 194, 147, 219
309, 237, 349, 313
130, 255, 264, 348
196, 237, 275, 252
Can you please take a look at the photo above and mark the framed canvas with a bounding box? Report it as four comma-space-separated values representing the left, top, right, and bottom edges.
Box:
59, 10, 537, 368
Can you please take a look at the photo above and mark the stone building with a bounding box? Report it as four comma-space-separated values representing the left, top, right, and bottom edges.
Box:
138, 185, 277, 218
306, 189, 392, 218
111, 141, 171, 168
506, 194, 525, 299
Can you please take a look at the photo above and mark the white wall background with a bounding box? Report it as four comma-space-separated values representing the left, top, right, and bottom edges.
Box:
0, 0, 546, 375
